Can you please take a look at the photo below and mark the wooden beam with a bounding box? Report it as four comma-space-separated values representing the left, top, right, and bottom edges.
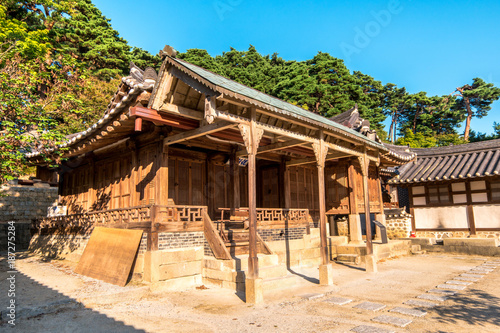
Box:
159, 102, 203, 120
163, 121, 235, 146
130, 105, 199, 130
237, 139, 306, 157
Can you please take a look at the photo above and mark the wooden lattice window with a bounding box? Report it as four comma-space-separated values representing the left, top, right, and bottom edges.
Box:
427, 185, 451, 204
491, 179, 500, 201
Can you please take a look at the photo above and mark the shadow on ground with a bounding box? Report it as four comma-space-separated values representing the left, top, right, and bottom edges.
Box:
433, 288, 500, 328
0, 253, 145, 332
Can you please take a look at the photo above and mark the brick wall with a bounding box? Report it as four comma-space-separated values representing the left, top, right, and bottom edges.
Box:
0, 181, 58, 250
258, 227, 307, 242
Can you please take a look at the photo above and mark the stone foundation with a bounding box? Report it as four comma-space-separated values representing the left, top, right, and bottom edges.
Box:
416, 230, 500, 240
385, 208, 412, 239
258, 227, 307, 242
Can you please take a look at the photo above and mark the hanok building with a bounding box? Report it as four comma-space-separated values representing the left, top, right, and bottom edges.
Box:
388, 139, 500, 239
29, 47, 414, 301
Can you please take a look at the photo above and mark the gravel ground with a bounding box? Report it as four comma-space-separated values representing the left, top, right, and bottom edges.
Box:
1, 252, 499, 332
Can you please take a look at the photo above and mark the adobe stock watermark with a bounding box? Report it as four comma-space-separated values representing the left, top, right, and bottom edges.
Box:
339, 0, 404, 61
213, 0, 244, 21
6, 221, 17, 326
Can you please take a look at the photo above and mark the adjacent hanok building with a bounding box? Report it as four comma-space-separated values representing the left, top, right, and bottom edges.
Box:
29, 46, 414, 300
388, 139, 500, 239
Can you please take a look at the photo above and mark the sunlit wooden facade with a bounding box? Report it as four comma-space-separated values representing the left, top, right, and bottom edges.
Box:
31, 48, 414, 281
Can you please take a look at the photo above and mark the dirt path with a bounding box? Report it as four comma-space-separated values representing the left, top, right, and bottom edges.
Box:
1, 253, 499, 332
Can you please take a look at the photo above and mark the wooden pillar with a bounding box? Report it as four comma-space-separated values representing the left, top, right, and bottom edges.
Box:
359, 148, 373, 256
239, 109, 264, 280
88, 155, 95, 211
347, 159, 363, 244
465, 181, 477, 237
230, 149, 240, 215
280, 156, 290, 209
375, 161, 386, 240
130, 142, 140, 207
313, 132, 329, 265
155, 139, 169, 206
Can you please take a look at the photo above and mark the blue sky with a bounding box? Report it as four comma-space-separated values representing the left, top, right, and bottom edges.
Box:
94, 0, 500, 135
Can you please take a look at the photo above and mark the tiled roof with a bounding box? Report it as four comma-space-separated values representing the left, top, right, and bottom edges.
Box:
389, 139, 500, 184
26, 64, 157, 159
167, 57, 415, 163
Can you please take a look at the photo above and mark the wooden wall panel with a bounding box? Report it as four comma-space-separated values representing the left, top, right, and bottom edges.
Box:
168, 155, 206, 206
325, 163, 349, 214
287, 165, 319, 213
261, 166, 280, 208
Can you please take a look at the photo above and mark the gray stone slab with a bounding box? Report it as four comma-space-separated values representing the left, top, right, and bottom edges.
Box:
404, 299, 437, 308
299, 293, 324, 300
461, 273, 484, 278
417, 294, 447, 302
437, 284, 466, 290
470, 269, 491, 274
446, 280, 473, 286
372, 315, 412, 328
354, 301, 386, 311
351, 325, 395, 333
454, 276, 479, 282
325, 296, 353, 305
390, 306, 427, 317
427, 289, 456, 296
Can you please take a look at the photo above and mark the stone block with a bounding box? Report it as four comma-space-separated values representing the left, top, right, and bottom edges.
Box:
351, 325, 395, 333
365, 254, 378, 273
150, 274, 202, 292
372, 315, 412, 328
354, 301, 386, 311
158, 260, 202, 281
390, 307, 426, 317
245, 278, 263, 304
158, 247, 203, 265
325, 297, 352, 305
319, 263, 334, 285
404, 299, 437, 308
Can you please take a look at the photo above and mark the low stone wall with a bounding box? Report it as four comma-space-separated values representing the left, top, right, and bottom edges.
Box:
266, 228, 326, 268
416, 230, 500, 240
385, 208, 412, 239
0, 181, 58, 250
145, 247, 204, 290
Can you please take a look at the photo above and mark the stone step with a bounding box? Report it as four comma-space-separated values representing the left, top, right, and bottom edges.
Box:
263, 274, 298, 292
202, 254, 279, 271
336, 253, 361, 265
411, 244, 422, 253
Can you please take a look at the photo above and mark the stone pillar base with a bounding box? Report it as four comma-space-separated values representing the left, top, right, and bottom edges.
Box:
245, 278, 263, 304
348, 214, 363, 244
365, 254, 378, 273
319, 264, 334, 285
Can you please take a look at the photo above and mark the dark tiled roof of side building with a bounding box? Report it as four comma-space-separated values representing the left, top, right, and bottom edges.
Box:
389, 139, 500, 184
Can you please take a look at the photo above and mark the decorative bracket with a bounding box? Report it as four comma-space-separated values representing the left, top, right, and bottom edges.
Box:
312, 140, 328, 168
204, 96, 217, 124
238, 123, 264, 155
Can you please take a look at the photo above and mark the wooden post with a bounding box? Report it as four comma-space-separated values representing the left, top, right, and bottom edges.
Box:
230, 149, 240, 216
155, 139, 169, 206
313, 132, 329, 265
465, 181, 477, 236
359, 148, 373, 256
281, 157, 291, 209
238, 109, 264, 280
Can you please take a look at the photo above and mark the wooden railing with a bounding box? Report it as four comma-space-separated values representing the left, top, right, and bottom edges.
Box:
35, 205, 209, 232
219, 207, 310, 225
155, 205, 206, 232
35, 205, 154, 231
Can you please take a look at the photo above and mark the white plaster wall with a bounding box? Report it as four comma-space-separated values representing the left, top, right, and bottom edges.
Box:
414, 206, 468, 229
473, 204, 500, 228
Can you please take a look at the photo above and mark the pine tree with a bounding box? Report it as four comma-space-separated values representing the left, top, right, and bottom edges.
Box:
454, 78, 500, 141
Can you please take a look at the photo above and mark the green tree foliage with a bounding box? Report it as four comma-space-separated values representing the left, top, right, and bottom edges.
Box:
454, 78, 500, 141
0, 1, 158, 184
469, 122, 500, 142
